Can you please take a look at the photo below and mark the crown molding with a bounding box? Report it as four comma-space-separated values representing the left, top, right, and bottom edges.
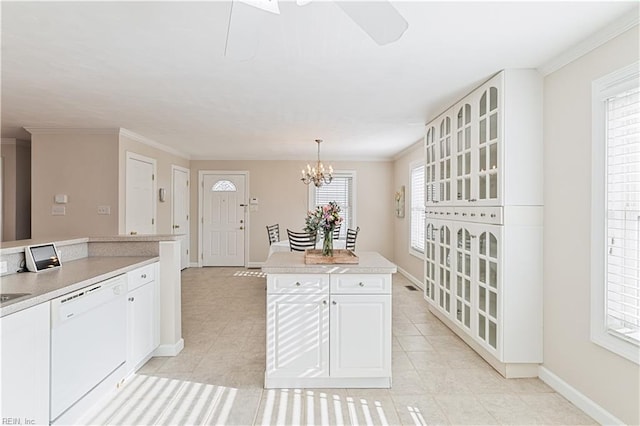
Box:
538, 9, 639, 76
392, 138, 424, 161
24, 127, 119, 135
119, 128, 191, 160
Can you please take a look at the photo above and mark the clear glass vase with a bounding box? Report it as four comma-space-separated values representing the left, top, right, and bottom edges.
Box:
322, 229, 334, 257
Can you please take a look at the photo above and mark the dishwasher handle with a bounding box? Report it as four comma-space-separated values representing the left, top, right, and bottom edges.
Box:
51, 274, 126, 327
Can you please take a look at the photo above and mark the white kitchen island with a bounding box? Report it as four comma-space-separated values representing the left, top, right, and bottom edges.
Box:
262, 251, 397, 388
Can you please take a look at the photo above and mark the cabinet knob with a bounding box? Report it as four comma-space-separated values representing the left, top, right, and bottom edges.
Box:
332, 301, 337, 305
490, 214, 496, 218
323, 300, 327, 305
128, 297, 134, 302
358, 282, 364, 287
470, 213, 476, 217
173, 225, 180, 229
141, 274, 147, 279
469, 198, 477, 202
480, 213, 486, 217
295, 282, 301, 287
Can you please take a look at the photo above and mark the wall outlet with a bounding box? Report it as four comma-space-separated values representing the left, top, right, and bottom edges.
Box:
97, 205, 111, 215
51, 205, 66, 216
0, 261, 7, 274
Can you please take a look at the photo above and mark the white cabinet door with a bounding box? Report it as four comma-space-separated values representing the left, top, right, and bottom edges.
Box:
266, 294, 329, 378
0, 303, 50, 425
329, 294, 391, 378
127, 281, 156, 371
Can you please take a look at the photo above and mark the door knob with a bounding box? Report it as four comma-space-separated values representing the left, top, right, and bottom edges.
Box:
173, 225, 180, 229
130, 231, 137, 235
240, 226, 244, 230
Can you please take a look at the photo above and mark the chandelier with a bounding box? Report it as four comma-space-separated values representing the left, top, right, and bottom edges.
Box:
301, 139, 333, 187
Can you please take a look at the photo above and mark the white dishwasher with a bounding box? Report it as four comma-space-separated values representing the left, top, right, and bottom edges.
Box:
50, 274, 127, 422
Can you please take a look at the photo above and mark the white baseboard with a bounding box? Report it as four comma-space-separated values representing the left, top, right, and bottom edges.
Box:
189, 262, 199, 268
538, 366, 623, 425
397, 266, 424, 290
247, 261, 264, 269
154, 338, 184, 357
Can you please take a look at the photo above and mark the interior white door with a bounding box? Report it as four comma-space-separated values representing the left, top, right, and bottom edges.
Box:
201, 173, 246, 266
126, 153, 156, 235
172, 166, 190, 270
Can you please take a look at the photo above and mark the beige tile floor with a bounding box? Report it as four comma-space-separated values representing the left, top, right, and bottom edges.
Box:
87, 267, 597, 425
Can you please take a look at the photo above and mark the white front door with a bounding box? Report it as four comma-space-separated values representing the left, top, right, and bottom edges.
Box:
126, 152, 156, 235
171, 166, 190, 270
201, 172, 246, 266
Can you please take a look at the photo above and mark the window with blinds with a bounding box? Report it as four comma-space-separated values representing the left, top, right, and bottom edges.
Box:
591, 62, 640, 364
605, 85, 640, 345
411, 163, 425, 254
310, 173, 354, 239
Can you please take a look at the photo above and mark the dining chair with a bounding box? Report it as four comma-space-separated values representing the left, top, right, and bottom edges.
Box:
287, 229, 317, 252
332, 223, 342, 239
266, 224, 280, 245
345, 226, 360, 251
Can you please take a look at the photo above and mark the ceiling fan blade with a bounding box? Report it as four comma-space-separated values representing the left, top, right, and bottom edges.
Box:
334, 1, 408, 46
224, 1, 268, 60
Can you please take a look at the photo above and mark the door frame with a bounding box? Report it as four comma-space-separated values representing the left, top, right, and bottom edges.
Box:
171, 164, 190, 269
198, 170, 249, 268
125, 151, 157, 235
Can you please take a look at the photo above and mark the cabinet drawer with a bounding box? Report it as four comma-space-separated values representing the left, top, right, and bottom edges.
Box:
127, 263, 155, 292
267, 274, 329, 294
331, 274, 391, 295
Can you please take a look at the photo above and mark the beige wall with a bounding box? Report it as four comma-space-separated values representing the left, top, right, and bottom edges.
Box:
118, 134, 190, 235
543, 26, 639, 424
189, 160, 394, 264
392, 141, 424, 283
31, 133, 119, 239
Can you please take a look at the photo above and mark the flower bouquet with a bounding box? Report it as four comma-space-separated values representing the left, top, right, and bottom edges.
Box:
304, 201, 343, 256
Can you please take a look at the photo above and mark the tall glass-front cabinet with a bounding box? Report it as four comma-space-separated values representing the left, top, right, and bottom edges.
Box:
423, 70, 543, 378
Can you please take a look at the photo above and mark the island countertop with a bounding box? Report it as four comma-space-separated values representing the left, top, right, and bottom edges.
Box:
262, 251, 397, 274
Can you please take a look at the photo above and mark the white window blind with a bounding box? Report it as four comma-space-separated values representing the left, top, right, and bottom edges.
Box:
606, 85, 640, 344
411, 164, 425, 253
311, 174, 353, 238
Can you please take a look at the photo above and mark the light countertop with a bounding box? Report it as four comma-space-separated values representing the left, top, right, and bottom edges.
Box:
262, 251, 397, 274
0, 256, 157, 317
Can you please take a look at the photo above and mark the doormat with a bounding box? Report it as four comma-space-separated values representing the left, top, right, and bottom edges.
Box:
405, 285, 419, 291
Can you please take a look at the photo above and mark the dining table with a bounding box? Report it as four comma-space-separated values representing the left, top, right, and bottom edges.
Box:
268, 239, 347, 258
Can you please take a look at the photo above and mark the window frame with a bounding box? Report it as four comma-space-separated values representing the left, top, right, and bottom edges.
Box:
308, 170, 357, 238
410, 160, 425, 259
590, 61, 640, 365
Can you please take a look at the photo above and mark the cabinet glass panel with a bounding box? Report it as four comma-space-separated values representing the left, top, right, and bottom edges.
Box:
424, 223, 437, 302
438, 117, 452, 202
456, 104, 473, 201
477, 230, 499, 350
425, 126, 437, 203
454, 227, 472, 329
477, 85, 500, 202
438, 226, 452, 313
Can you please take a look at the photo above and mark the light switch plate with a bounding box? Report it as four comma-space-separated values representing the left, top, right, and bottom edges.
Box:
97, 205, 111, 215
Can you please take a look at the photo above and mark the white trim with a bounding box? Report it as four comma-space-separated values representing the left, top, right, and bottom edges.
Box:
247, 261, 264, 269
538, 366, 623, 426
189, 262, 199, 268
409, 159, 425, 257
125, 151, 157, 235
198, 170, 250, 268
392, 138, 424, 161
24, 127, 119, 135
153, 338, 185, 357
590, 61, 640, 365
119, 128, 191, 160
171, 164, 191, 269
397, 266, 423, 290
538, 9, 639, 76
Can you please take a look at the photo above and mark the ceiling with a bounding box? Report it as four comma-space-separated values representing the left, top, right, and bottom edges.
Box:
1, 1, 637, 160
